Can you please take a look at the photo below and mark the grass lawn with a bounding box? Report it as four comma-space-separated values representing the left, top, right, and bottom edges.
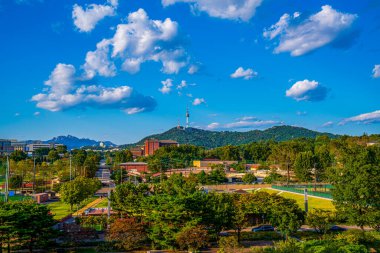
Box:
0, 195, 33, 202
48, 197, 98, 220
257, 188, 335, 211
94, 198, 108, 208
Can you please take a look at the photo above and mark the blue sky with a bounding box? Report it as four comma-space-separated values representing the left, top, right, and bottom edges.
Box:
0, 0, 379, 144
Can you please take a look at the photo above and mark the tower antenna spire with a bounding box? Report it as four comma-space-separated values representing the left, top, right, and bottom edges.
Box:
186, 106, 190, 129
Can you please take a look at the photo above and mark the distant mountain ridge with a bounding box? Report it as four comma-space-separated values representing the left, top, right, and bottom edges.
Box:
124, 125, 340, 149
45, 135, 116, 149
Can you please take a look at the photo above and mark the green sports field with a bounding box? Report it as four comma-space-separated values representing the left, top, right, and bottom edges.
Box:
257, 188, 335, 211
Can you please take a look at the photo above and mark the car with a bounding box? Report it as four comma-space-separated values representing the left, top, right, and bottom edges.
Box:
329, 225, 347, 232
252, 225, 275, 232
218, 231, 230, 236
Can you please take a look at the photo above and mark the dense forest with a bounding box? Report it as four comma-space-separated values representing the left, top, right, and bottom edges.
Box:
124, 125, 340, 149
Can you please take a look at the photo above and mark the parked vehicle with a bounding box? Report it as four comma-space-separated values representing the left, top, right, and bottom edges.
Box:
329, 225, 347, 232
252, 225, 275, 232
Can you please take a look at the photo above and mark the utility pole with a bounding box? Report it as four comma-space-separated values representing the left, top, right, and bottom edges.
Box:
313, 163, 317, 192
120, 168, 122, 185
33, 154, 36, 194
304, 188, 308, 213
69, 152, 72, 181
286, 162, 290, 187
4, 154, 10, 202
107, 189, 111, 219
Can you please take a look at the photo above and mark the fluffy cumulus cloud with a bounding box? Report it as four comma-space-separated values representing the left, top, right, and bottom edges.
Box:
340, 110, 380, 125
72, 0, 118, 32
373, 65, 380, 78
159, 79, 174, 94
176, 80, 187, 89
286, 79, 328, 102
83, 39, 117, 79
230, 67, 258, 80
162, 0, 262, 21
82, 8, 189, 77
193, 98, 206, 106
32, 63, 156, 113
264, 5, 357, 56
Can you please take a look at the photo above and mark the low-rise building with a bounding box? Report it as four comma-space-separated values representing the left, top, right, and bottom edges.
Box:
193, 159, 238, 168
144, 139, 179, 156
11, 140, 27, 152
119, 162, 148, 173
26, 142, 64, 153
130, 146, 145, 157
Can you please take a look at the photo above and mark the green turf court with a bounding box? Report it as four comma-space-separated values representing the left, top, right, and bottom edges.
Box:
257, 188, 335, 211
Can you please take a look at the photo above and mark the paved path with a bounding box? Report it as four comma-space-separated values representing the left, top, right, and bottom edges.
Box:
72, 197, 103, 217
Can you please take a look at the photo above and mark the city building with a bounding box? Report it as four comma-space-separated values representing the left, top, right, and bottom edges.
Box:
119, 162, 148, 173
26, 142, 64, 153
0, 139, 13, 155
144, 139, 179, 156
11, 140, 27, 152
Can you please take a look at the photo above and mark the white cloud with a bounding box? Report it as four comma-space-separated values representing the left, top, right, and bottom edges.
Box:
340, 110, 380, 125
224, 120, 279, 129
159, 79, 174, 94
265, 5, 357, 56
44, 63, 76, 96
32, 63, 156, 113
14, 113, 20, 117
162, 0, 263, 21
230, 67, 257, 80
263, 13, 292, 40
34, 112, 40, 116
206, 122, 220, 130
188, 64, 199, 74
237, 116, 256, 121
296, 111, 307, 116
83, 39, 116, 79
322, 121, 334, 127
286, 79, 328, 102
82, 8, 189, 77
176, 80, 187, 89
72, 0, 118, 33
372, 65, 380, 78
193, 98, 206, 105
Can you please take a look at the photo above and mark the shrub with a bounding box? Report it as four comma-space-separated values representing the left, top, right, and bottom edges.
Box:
218, 236, 240, 253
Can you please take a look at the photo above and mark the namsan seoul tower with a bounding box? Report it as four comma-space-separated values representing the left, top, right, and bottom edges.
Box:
186, 107, 190, 129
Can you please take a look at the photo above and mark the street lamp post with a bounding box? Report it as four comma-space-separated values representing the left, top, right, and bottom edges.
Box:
4, 154, 10, 202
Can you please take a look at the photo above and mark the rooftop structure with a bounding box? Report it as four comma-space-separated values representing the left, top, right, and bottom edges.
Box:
144, 139, 179, 156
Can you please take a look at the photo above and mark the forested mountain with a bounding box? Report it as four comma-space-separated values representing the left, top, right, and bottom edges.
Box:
45, 135, 116, 149
125, 125, 340, 149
